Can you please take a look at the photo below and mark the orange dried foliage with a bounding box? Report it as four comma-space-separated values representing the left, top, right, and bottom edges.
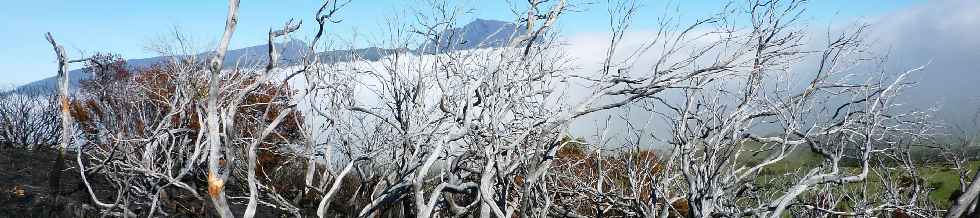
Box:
70, 57, 307, 206
551, 137, 666, 215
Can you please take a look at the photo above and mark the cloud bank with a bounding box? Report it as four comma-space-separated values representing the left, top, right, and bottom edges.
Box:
554, 0, 980, 146
869, 0, 980, 128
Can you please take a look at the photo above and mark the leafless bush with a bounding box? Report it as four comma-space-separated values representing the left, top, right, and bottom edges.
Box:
0, 88, 61, 149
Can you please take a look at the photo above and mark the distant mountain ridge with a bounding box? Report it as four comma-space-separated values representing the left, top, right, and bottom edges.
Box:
15, 39, 310, 93
421, 19, 525, 53
14, 19, 523, 94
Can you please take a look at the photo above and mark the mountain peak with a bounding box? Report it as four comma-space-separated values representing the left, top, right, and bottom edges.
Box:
469, 18, 512, 26
420, 19, 525, 54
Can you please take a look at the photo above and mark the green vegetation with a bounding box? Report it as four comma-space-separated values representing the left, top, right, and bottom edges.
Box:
921, 161, 980, 208
733, 141, 979, 209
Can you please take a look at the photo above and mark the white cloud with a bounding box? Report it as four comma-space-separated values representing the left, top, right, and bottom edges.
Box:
868, 0, 980, 127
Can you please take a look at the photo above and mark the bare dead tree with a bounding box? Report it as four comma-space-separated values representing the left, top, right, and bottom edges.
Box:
948, 168, 980, 217
30, 0, 965, 217
44, 32, 91, 200
203, 0, 241, 217
541, 0, 942, 217
946, 107, 980, 217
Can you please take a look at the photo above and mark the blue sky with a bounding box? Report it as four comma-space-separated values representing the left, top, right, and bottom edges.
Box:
0, 0, 920, 87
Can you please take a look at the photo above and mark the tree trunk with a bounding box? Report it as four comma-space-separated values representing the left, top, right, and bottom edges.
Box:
45, 32, 72, 198
204, 0, 240, 217
947, 165, 980, 218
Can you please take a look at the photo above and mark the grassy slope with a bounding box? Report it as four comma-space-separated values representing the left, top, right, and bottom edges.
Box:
920, 161, 980, 208
733, 141, 979, 208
